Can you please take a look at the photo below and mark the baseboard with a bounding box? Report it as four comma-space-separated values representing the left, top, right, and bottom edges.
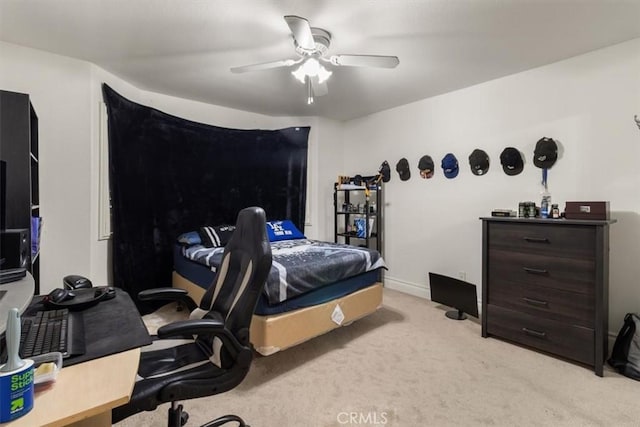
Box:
383, 276, 430, 299
384, 275, 484, 311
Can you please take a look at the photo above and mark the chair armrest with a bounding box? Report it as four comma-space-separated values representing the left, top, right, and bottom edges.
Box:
138, 287, 198, 311
158, 318, 224, 336
157, 318, 247, 357
138, 287, 187, 300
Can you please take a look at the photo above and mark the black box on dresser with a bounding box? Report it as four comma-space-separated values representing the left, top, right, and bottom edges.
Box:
480, 217, 616, 376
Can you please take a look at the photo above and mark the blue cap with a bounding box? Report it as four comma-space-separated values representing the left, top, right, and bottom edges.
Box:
441, 153, 459, 179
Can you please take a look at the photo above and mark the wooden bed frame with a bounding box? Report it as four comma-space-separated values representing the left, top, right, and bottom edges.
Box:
172, 272, 383, 356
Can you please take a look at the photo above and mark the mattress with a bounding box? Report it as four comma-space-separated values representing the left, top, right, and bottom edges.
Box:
173, 245, 382, 315
181, 238, 386, 304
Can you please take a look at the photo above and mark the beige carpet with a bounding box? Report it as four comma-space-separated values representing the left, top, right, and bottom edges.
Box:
115, 288, 640, 427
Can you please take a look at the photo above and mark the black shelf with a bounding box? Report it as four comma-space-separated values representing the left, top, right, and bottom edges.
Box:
0, 90, 40, 292
333, 182, 383, 255
336, 232, 379, 238
336, 211, 378, 216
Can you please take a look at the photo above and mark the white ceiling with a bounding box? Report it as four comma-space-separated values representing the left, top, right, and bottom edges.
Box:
1, 0, 639, 121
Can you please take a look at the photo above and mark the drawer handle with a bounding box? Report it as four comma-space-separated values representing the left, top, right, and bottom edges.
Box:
523, 236, 549, 243
523, 267, 548, 275
522, 297, 549, 308
522, 327, 547, 339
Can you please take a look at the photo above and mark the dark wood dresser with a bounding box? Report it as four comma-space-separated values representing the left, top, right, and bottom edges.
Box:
480, 217, 616, 376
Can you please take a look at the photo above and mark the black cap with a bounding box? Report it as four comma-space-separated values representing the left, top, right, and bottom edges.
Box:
533, 137, 558, 169
468, 149, 490, 176
396, 158, 411, 181
379, 161, 391, 183
418, 155, 435, 179
500, 147, 524, 176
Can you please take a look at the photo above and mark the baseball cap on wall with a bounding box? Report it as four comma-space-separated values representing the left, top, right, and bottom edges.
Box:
441, 153, 459, 179
379, 161, 391, 183
468, 149, 490, 176
418, 155, 435, 179
499, 147, 524, 176
533, 137, 558, 168
396, 158, 411, 181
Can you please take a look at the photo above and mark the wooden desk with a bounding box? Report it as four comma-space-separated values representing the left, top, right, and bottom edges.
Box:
1, 287, 149, 426
5, 348, 140, 427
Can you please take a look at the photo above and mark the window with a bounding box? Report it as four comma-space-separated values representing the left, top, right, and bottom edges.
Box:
98, 102, 112, 240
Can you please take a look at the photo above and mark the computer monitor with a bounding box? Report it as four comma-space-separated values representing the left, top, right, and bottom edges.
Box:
428, 272, 479, 320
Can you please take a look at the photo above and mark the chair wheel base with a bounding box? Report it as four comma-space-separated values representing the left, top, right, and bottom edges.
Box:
168, 403, 247, 427
200, 414, 248, 427
168, 403, 189, 427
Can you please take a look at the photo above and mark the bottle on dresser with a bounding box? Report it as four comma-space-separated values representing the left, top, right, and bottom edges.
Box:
540, 187, 551, 218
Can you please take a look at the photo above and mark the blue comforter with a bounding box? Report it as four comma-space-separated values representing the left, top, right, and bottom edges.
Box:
182, 239, 386, 305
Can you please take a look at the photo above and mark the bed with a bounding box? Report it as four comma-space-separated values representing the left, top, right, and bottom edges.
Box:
172, 221, 386, 355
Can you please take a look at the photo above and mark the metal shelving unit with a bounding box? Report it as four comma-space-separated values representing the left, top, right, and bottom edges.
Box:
333, 182, 383, 255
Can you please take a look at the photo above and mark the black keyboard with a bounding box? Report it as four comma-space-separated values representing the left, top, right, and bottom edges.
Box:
19, 308, 86, 358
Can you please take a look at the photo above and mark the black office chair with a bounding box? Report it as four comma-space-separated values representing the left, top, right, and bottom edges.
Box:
112, 207, 272, 427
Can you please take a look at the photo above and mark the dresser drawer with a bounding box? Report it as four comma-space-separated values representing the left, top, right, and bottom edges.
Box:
488, 249, 595, 294
487, 279, 594, 327
488, 222, 595, 258
486, 305, 594, 365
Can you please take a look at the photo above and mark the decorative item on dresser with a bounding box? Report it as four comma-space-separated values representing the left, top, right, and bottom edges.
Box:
480, 217, 616, 376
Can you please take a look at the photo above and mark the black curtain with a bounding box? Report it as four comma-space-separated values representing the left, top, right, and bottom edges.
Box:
102, 84, 309, 311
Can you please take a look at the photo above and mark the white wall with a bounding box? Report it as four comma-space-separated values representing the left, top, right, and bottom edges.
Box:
311, 117, 345, 240
341, 38, 640, 331
1, 41, 340, 294
0, 41, 94, 292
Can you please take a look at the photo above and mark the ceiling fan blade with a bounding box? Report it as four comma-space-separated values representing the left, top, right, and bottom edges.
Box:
310, 75, 328, 96
284, 15, 315, 51
230, 58, 300, 73
329, 54, 400, 68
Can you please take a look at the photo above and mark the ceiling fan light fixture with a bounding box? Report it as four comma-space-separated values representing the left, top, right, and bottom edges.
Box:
291, 66, 307, 84
292, 57, 332, 84
302, 57, 321, 75
316, 66, 332, 84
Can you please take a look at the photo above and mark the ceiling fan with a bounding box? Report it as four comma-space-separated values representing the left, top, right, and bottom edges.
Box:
230, 15, 400, 104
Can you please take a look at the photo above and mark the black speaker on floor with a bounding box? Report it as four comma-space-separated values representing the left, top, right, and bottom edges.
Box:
0, 228, 29, 270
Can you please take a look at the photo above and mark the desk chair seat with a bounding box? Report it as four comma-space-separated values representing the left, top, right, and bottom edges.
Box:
113, 207, 272, 427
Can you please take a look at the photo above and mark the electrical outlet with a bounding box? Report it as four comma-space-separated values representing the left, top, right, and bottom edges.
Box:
458, 271, 466, 281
